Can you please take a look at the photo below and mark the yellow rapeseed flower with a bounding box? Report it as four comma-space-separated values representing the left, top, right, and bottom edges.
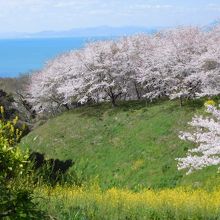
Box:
36, 185, 220, 218
13, 116, 19, 125
0, 106, 4, 114
204, 100, 216, 107
10, 125, 15, 134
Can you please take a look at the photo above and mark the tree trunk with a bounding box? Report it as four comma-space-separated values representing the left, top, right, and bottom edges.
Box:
111, 96, 116, 107
63, 103, 70, 111
179, 96, 183, 107
134, 82, 141, 100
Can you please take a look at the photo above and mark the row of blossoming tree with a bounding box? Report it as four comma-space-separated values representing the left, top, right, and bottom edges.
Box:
28, 25, 220, 114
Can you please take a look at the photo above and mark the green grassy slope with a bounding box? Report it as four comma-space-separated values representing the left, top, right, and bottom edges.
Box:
20, 100, 220, 189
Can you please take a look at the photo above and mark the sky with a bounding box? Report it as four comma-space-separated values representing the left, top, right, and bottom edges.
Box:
0, 0, 220, 33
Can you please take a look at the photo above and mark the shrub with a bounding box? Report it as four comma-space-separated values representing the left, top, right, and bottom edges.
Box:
0, 106, 45, 219
0, 90, 17, 120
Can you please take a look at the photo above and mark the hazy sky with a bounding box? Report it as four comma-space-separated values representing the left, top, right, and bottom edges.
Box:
0, 0, 220, 33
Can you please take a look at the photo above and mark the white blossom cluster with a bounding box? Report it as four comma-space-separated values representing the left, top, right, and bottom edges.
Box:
28, 25, 220, 113
177, 104, 220, 175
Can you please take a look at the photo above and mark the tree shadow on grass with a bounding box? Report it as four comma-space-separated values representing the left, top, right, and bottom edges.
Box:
67, 96, 216, 119
74, 100, 148, 118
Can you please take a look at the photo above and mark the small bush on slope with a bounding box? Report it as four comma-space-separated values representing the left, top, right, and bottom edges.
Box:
0, 107, 45, 219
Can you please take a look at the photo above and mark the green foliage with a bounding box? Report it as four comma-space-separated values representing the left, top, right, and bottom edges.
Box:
0, 89, 31, 136
0, 90, 18, 121
0, 107, 27, 180
0, 107, 45, 219
0, 179, 45, 219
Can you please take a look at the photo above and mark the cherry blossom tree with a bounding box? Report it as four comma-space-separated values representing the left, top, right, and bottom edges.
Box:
59, 40, 131, 107
193, 25, 220, 98
136, 33, 169, 101
136, 28, 206, 102
28, 25, 220, 113
28, 52, 78, 113
162, 27, 207, 104
176, 104, 220, 174
117, 35, 149, 100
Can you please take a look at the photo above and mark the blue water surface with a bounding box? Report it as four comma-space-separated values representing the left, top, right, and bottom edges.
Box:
0, 37, 110, 77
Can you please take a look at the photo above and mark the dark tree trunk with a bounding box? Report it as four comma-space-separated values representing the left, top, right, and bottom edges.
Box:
134, 82, 141, 100
179, 95, 183, 107
106, 87, 123, 108
111, 97, 116, 107
63, 103, 70, 111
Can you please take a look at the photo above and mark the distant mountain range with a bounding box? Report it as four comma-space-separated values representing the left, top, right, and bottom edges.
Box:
0, 26, 164, 39
0, 21, 219, 39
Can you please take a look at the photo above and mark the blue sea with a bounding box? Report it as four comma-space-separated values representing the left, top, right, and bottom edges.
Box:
0, 37, 111, 78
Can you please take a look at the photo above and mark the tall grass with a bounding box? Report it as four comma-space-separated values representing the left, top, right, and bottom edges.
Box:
36, 185, 220, 219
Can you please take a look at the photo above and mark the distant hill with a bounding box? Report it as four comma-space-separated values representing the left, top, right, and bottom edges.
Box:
203, 20, 220, 31
0, 75, 28, 94
0, 26, 163, 39
1, 21, 220, 39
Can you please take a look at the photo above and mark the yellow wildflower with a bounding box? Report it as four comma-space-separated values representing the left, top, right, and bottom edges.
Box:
0, 106, 4, 114
13, 116, 19, 125
204, 100, 216, 107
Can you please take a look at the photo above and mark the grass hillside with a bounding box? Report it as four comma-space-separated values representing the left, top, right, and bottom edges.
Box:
21, 100, 220, 190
